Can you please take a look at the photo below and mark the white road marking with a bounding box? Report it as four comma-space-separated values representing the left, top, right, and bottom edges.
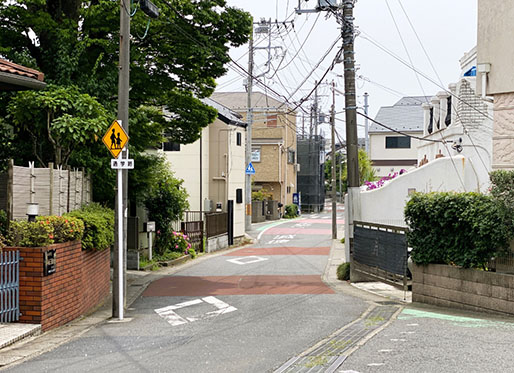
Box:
267, 239, 289, 244
401, 331, 415, 334
292, 223, 311, 228
407, 323, 419, 326
155, 296, 237, 326
378, 349, 393, 353
367, 363, 385, 367
226, 256, 269, 265
390, 338, 407, 342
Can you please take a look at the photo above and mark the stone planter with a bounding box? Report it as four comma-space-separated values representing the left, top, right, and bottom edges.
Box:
4, 241, 110, 331
142, 254, 191, 271
412, 263, 514, 316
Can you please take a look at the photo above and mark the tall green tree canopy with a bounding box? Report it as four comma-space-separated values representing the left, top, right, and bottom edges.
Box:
0, 0, 251, 203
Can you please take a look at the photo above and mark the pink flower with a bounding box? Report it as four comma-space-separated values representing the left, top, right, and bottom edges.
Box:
157, 230, 161, 234
175, 245, 179, 249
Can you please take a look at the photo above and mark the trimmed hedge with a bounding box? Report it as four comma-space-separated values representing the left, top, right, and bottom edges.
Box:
405, 192, 513, 268
7, 216, 84, 247
66, 203, 114, 251
284, 204, 299, 219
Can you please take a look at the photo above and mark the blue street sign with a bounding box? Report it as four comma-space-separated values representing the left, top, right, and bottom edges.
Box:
245, 163, 256, 175
293, 192, 299, 205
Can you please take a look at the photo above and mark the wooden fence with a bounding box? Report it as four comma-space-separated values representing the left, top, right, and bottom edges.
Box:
0, 160, 91, 220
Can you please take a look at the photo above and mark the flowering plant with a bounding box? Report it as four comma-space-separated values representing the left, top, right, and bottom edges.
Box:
365, 169, 407, 191
157, 230, 193, 255
37, 216, 84, 243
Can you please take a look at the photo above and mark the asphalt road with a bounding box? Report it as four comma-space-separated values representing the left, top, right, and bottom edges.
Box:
7, 205, 368, 372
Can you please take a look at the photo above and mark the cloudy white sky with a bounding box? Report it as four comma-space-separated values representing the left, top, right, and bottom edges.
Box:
216, 0, 477, 140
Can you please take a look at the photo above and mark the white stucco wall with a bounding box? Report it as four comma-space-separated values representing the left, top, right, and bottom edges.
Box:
163, 126, 210, 211
355, 156, 480, 228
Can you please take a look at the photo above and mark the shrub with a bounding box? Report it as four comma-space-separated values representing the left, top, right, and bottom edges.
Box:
490, 170, 514, 213
405, 192, 513, 268
7, 220, 54, 247
156, 230, 192, 255
36, 216, 84, 243
337, 262, 350, 281
252, 189, 272, 201
0, 209, 8, 237
66, 203, 114, 251
284, 204, 298, 219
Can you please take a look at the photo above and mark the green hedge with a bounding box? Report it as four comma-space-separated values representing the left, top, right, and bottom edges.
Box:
66, 203, 114, 251
284, 204, 299, 219
405, 192, 513, 268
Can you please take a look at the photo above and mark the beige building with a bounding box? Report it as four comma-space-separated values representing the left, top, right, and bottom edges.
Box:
211, 92, 298, 207
161, 97, 247, 239
477, 1, 514, 170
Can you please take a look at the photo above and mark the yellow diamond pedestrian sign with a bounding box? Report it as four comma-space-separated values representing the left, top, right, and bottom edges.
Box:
102, 120, 129, 158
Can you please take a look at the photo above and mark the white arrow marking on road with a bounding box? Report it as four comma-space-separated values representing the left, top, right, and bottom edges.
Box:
267, 239, 290, 244
155, 297, 237, 326
226, 256, 269, 265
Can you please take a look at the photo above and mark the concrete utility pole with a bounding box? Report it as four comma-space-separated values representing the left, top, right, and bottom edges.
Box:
114, 0, 130, 318
364, 92, 369, 154
331, 80, 337, 239
341, 0, 360, 256
245, 27, 254, 232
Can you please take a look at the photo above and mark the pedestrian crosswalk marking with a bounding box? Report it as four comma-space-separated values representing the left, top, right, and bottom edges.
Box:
155, 296, 237, 326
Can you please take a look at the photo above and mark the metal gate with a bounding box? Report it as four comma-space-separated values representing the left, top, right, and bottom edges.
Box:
352, 221, 410, 291
0, 250, 21, 322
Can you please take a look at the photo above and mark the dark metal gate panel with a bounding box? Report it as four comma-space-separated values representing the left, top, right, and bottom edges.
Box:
353, 221, 409, 289
181, 221, 204, 252
0, 250, 20, 322
354, 226, 407, 275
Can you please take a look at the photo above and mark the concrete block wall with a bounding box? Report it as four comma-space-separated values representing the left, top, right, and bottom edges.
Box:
5, 241, 110, 331
412, 263, 514, 316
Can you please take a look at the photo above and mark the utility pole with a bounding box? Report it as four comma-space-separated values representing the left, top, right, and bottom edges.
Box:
331, 80, 337, 239
245, 27, 254, 232
341, 0, 359, 257
314, 81, 318, 138
114, 0, 130, 318
364, 92, 369, 154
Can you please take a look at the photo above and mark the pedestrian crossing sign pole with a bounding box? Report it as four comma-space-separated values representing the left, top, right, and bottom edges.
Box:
102, 119, 134, 321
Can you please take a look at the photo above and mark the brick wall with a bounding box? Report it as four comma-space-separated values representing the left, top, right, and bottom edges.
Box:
5, 241, 110, 331
412, 263, 514, 316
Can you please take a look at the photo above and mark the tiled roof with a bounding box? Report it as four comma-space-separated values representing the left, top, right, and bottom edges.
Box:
369, 96, 430, 133
211, 91, 294, 112
0, 59, 44, 81
202, 97, 246, 127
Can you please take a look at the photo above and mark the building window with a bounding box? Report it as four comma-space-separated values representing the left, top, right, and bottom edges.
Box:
163, 141, 180, 151
445, 96, 452, 126
266, 114, 277, 127
236, 132, 242, 146
287, 150, 295, 164
287, 186, 291, 194
236, 188, 243, 203
385, 136, 411, 149
251, 147, 261, 162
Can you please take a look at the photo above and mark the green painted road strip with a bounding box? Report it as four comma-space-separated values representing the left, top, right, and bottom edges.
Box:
399, 308, 514, 328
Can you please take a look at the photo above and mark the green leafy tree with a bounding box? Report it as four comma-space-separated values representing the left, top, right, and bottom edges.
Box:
338, 149, 376, 192
0, 0, 252, 203
7, 85, 108, 167
143, 156, 189, 255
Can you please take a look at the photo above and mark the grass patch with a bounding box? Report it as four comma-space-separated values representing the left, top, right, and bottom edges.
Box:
304, 355, 328, 368
365, 315, 385, 327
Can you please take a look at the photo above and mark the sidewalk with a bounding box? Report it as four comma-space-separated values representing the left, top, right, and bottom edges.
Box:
324, 222, 412, 304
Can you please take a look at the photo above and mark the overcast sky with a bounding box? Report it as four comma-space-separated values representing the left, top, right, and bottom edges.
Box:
216, 0, 477, 140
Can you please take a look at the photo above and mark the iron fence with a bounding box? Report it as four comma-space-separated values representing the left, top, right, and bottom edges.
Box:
0, 250, 21, 322
205, 212, 228, 238
352, 221, 410, 292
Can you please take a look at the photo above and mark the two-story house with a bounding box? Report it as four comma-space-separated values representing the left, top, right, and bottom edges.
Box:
211, 92, 298, 208
369, 96, 429, 177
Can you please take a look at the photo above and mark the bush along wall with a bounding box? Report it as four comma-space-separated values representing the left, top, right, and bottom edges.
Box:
404, 192, 513, 269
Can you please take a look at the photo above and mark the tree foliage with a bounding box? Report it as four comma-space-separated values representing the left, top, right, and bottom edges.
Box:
0, 0, 252, 203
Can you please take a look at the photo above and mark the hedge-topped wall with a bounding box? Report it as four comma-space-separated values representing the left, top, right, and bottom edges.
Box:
4, 241, 109, 331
